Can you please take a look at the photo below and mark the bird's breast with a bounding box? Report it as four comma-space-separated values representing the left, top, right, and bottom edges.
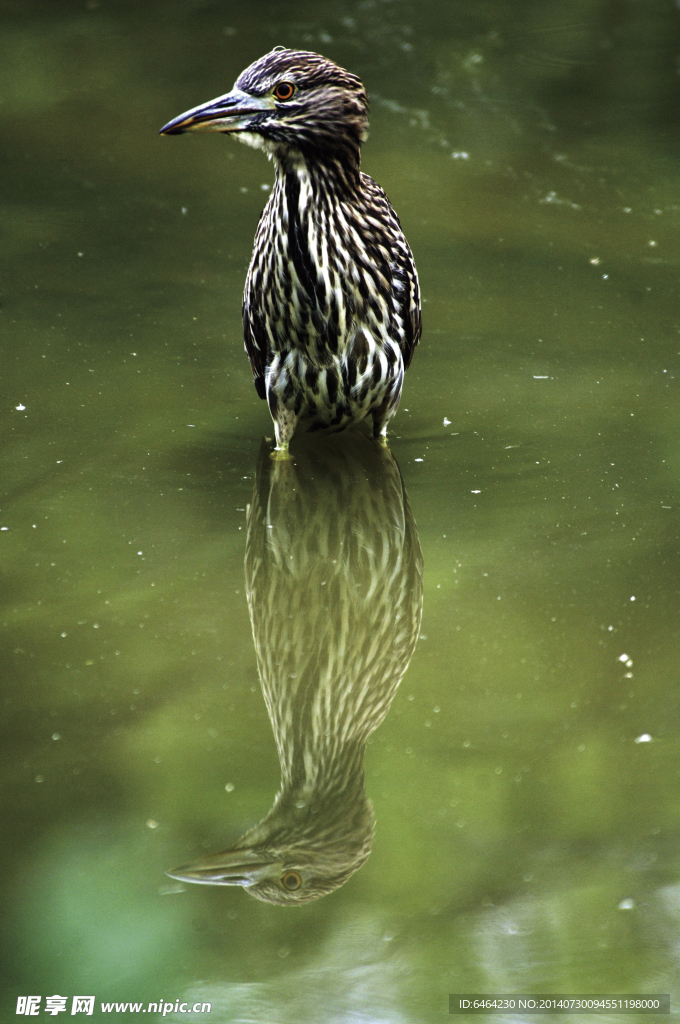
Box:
249, 178, 396, 364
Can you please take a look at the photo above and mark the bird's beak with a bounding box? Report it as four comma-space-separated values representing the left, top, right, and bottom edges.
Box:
159, 88, 275, 135
166, 848, 279, 886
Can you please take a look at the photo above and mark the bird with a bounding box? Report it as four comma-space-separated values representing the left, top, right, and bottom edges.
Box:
167, 432, 423, 903
160, 48, 421, 452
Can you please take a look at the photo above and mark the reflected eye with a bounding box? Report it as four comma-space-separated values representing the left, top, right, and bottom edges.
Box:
273, 81, 295, 101
281, 870, 302, 891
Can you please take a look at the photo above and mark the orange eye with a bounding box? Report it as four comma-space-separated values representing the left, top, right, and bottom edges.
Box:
281, 870, 302, 891
273, 81, 295, 101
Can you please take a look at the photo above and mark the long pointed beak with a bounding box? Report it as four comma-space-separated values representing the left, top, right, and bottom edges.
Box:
166, 848, 279, 886
159, 88, 275, 135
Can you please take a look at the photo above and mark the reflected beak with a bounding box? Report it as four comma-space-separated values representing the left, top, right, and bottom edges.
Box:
166, 848, 279, 886
159, 88, 275, 135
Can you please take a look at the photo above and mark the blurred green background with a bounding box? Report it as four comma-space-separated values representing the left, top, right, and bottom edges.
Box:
2, 0, 680, 1020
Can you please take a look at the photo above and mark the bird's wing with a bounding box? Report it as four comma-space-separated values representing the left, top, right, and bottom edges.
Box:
242, 200, 275, 400
242, 292, 267, 400
359, 174, 421, 370
392, 233, 421, 370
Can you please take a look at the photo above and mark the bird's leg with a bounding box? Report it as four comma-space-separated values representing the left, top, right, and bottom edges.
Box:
270, 408, 299, 461
370, 403, 391, 447
266, 387, 299, 459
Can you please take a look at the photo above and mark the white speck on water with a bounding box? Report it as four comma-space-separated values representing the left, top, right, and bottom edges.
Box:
261, 183, 270, 190
443, 417, 451, 426
533, 375, 549, 379
415, 457, 424, 462
590, 257, 601, 265
181, 207, 187, 215
0, 527, 7, 532
451, 151, 469, 160
15, 404, 25, 411
52, 733, 61, 741
146, 819, 159, 829
225, 782, 235, 792
471, 489, 481, 494
630, 595, 636, 601
540, 190, 580, 209
618, 653, 629, 662
618, 898, 635, 910
634, 734, 652, 744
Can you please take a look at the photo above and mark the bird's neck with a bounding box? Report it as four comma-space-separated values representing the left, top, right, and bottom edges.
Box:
262, 733, 371, 851
276, 729, 367, 806
236, 732, 374, 872
274, 147, 362, 202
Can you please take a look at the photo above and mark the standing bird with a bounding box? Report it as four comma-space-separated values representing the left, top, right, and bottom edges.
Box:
160, 48, 421, 451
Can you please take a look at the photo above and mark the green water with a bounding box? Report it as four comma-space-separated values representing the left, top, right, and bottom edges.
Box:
2, 1, 680, 1020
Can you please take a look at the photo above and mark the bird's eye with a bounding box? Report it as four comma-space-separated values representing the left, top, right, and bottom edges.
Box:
281, 870, 302, 890
273, 82, 295, 101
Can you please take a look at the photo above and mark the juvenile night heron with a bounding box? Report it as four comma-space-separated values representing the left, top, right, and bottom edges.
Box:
168, 433, 423, 903
160, 48, 421, 451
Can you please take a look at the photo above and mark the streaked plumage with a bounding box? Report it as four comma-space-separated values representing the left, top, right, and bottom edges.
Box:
168, 432, 423, 903
160, 48, 421, 449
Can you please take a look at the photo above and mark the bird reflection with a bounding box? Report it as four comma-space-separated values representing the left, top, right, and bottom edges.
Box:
169, 431, 422, 903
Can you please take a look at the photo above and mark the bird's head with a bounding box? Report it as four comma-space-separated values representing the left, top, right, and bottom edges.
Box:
159, 47, 368, 164
167, 790, 375, 905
